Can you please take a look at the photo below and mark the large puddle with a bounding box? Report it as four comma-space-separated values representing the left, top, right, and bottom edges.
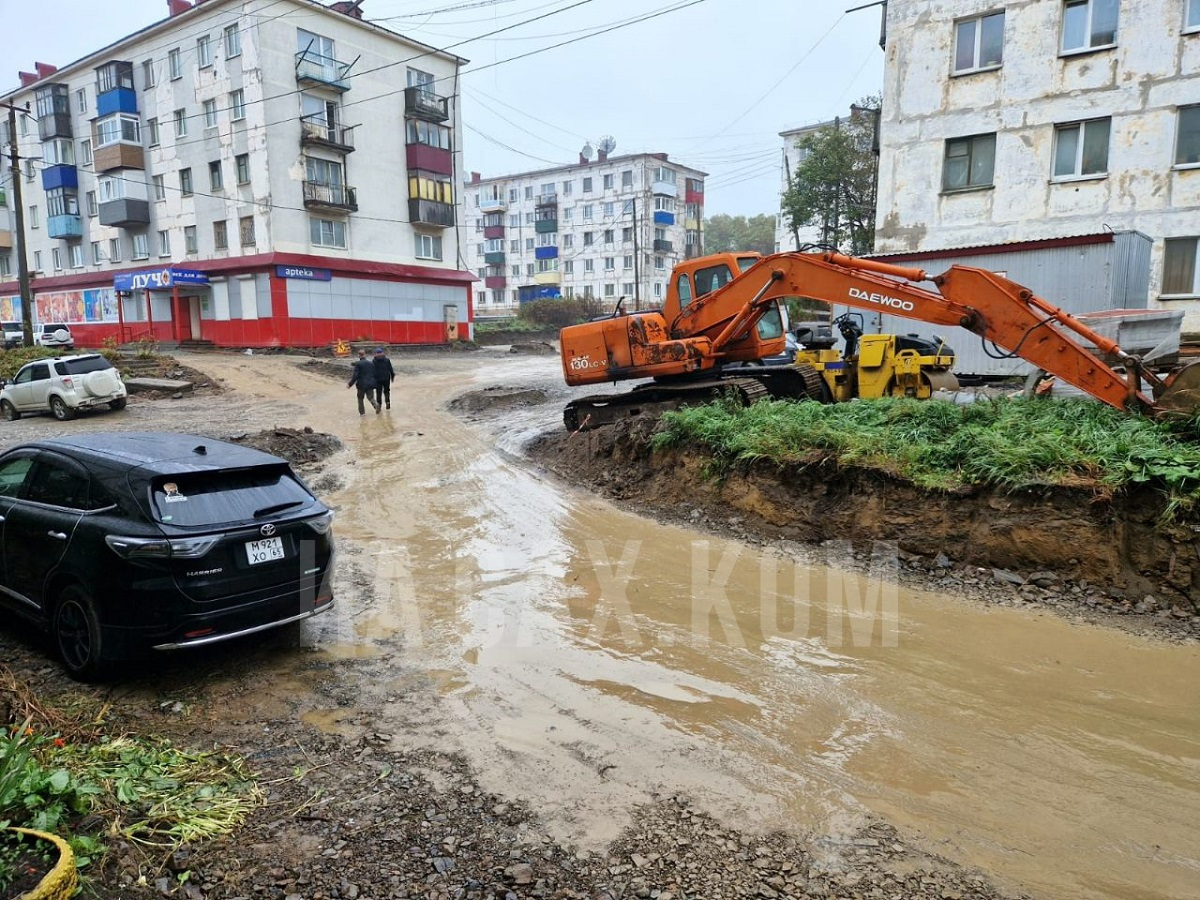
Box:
216, 353, 1200, 900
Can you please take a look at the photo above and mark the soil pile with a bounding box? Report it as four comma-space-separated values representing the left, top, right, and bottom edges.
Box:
508, 341, 558, 355
298, 358, 353, 380
448, 386, 549, 414
227, 427, 343, 467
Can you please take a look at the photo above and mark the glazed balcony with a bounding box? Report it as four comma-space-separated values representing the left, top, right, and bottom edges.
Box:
0, 230, 11, 249
485, 275, 507, 290
98, 199, 150, 228
303, 181, 358, 213
483, 251, 506, 265
483, 224, 505, 240
405, 142, 452, 177
479, 195, 506, 212
47, 214, 83, 240
94, 142, 144, 173
295, 50, 351, 91
652, 180, 678, 198
653, 211, 676, 226
300, 114, 355, 153
409, 197, 454, 227
403, 86, 449, 123
534, 270, 561, 285
685, 187, 704, 205
534, 246, 558, 260
535, 193, 557, 208
653, 239, 674, 252
534, 218, 557, 234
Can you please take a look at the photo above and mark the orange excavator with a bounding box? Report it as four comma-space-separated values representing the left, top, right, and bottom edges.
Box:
559, 250, 1200, 431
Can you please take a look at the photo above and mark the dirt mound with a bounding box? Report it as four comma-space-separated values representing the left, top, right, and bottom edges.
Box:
118, 354, 220, 395
508, 341, 557, 355
528, 417, 1200, 625
298, 358, 351, 380
448, 386, 549, 414
226, 427, 343, 467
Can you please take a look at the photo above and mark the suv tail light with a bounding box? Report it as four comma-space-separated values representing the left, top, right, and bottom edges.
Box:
105, 534, 221, 559
305, 511, 334, 535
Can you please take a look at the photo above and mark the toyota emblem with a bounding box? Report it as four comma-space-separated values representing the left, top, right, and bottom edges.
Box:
260, 524, 276, 537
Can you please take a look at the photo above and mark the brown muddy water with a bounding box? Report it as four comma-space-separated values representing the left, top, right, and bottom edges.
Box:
207, 352, 1199, 900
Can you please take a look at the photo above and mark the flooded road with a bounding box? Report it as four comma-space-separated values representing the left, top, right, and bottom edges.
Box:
205, 351, 1199, 900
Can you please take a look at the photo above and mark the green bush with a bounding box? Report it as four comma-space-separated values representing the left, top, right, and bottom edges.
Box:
518, 297, 605, 329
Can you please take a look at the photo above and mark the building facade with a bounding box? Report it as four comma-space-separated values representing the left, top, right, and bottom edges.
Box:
0, 0, 473, 348
463, 152, 705, 315
775, 120, 836, 254
874, 0, 1200, 326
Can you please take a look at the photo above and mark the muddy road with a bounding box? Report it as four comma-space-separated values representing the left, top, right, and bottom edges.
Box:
1, 349, 1198, 900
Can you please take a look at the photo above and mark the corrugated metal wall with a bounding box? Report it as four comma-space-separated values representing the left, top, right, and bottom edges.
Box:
835, 231, 1153, 377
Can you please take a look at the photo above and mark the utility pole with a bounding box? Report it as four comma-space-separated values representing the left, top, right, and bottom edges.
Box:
631, 195, 640, 311
3, 102, 34, 347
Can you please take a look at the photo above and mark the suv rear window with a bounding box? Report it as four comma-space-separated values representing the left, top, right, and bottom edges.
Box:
55, 356, 113, 376
149, 466, 314, 527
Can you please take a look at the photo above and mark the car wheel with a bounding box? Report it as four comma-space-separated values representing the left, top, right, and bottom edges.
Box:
108, 397, 127, 411
1, 400, 18, 421
54, 585, 110, 682
49, 396, 76, 421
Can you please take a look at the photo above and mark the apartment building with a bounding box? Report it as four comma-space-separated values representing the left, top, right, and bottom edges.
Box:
463, 152, 706, 315
775, 120, 836, 254
0, 0, 472, 348
875, 0, 1200, 325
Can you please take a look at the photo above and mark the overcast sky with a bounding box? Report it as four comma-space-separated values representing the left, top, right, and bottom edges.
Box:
5, 0, 884, 217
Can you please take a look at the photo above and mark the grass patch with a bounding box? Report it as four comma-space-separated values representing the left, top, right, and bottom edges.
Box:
652, 396, 1200, 515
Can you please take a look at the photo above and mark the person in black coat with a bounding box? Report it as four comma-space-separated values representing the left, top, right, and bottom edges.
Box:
347, 349, 380, 415
372, 347, 396, 410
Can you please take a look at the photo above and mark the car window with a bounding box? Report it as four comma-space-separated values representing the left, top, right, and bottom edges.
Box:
150, 466, 314, 527
693, 264, 734, 297
0, 456, 34, 498
28, 363, 50, 382
13, 367, 33, 385
676, 274, 694, 309
60, 357, 112, 376
736, 257, 759, 273
25, 457, 91, 509
2, 322, 18, 332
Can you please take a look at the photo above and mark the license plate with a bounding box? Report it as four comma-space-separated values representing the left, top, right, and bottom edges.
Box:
245, 536, 285, 565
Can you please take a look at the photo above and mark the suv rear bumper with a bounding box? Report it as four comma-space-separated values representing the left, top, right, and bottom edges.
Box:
151, 598, 335, 650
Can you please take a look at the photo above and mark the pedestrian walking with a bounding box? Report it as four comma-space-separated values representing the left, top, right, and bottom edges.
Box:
347, 349, 381, 415
372, 347, 396, 410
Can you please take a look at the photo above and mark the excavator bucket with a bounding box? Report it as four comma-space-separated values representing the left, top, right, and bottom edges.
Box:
1153, 361, 1200, 418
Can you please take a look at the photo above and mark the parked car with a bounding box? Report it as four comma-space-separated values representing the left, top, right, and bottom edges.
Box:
33, 323, 74, 350
0, 353, 128, 422
2, 322, 23, 349
0, 433, 336, 680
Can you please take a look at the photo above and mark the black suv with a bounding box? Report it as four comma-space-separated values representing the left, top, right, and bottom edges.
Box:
0, 433, 335, 680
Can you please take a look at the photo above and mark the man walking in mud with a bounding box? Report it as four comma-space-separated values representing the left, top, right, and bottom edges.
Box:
372, 347, 396, 410
347, 348, 381, 415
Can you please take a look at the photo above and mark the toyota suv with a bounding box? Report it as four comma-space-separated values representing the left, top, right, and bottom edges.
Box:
0, 432, 336, 680
34, 323, 74, 350
1, 354, 128, 421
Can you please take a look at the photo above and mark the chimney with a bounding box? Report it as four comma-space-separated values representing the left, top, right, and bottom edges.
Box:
34, 62, 58, 79
470, 172, 481, 183
19, 71, 38, 87
329, 0, 365, 18
598, 149, 608, 163
167, 0, 192, 17
579, 152, 588, 165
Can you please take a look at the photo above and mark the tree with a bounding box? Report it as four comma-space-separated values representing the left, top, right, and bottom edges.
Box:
703, 214, 777, 256
781, 95, 880, 256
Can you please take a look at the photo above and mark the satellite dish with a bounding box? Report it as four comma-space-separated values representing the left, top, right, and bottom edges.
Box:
581, 142, 594, 160
598, 135, 617, 155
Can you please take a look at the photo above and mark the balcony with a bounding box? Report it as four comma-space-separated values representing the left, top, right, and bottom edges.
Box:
295, 50, 351, 91
534, 246, 558, 260
479, 196, 506, 212
94, 142, 144, 173
96, 87, 138, 117
0, 230, 13, 249
42, 165, 78, 192
684, 245, 701, 260
38, 112, 73, 141
300, 114, 355, 153
534, 270, 561, 285
404, 86, 449, 123
535, 193, 557, 207
483, 224, 505, 240
36, 84, 71, 140
485, 275, 507, 290
685, 186, 704, 205
534, 219, 557, 234
653, 239, 674, 253
653, 211, 676, 226
47, 214, 83, 240
303, 181, 358, 213
409, 197, 455, 227
484, 251, 506, 265
685, 217, 700, 230
652, 180, 678, 198
405, 143, 452, 176
98, 199, 150, 228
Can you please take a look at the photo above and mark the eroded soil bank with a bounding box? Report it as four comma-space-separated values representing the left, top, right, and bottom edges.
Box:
527, 415, 1200, 625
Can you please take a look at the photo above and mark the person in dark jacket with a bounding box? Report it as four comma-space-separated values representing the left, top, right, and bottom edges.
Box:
347, 349, 381, 415
372, 347, 396, 410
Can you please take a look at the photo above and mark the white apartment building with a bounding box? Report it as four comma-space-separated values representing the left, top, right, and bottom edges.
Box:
875, 0, 1200, 325
463, 152, 706, 315
0, 0, 472, 348
775, 120, 836, 253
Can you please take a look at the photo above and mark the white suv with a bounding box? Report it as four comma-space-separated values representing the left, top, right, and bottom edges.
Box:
0, 354, 128, 421
33, 323, 74, 350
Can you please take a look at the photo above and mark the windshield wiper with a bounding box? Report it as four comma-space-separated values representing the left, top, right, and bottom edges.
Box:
253, 500, 305, 518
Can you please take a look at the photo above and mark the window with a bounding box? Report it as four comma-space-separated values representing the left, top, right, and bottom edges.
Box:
582, 204, 593, 222
525, 237, 535, 250
563, 260, 574, 274
99, 179, 132, 209
1189, 0, 1200, 30
604, 284, 615, 298
510, 264, 519, 276
655, 256, 665, 270
654, 197, 675, 212
147, 117, 160, 146
29, 206, 38, 228
184, 226, 197, 254
213, 220, 228, 250
407, 67, 435, 94
46, 188, 77, 218
180, 168, 193, 196
1164, 238, 1200, 296
562, 180, 573, 196
142, 59, 155, 88
604, 257, 615, 271
174, 108, 187, 137
75, 88, 87, 114
158, 230, 170, 256
169, 48, 182, 79
584, 259, 594, 273
509, 188, 518, 202
415, 232, 443, 260
622, 170, 633, 187
203, 99, 218, 129
405, 118, 450, 148
562, 207, 573, 223
1053, 118, 1110, 178
1176, 106, 1200, 166
209, 160, 223, 190
622, 227, 633, 242
623, 255, 633, 270
80, 139, 92, 166
654, 282, 663, 298
240, 216, 256, 246
44, 139, 73, 166
653, 166, 676, 185
70, 244, 83, 268
603, 174, 614, 190
236, 153, 250, 184
604, 202, 615, 217
943, 133, 996, 190
108, 238, 122, 262
132, 232, 149, 260
603, 229, 614, 244
1062, 0, 1118, 52
526, 263, 535, 277
52, 248, 62, 271
524, 212, 534, 225
91, 241, 101, 265
152, 175, 166, 200
32, 251, 42, 272
954, 12, 1004, 73
583, 232, 594, 246
197, 35, 213, 67
230, 89, 245, 121
225, 23, 242, 57
562, 234, 574, 248
310, 218, 344, 247
508, 239, 519, 253
95, 114, 140, 147
583, 177, 593, 192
